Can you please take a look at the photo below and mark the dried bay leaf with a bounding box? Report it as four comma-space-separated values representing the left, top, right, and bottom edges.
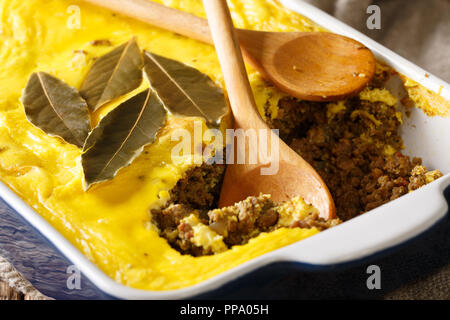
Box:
80, 38, 144, 111
144, 51, 228, 126
82, 89, 166, 189
21, 72, 90, 148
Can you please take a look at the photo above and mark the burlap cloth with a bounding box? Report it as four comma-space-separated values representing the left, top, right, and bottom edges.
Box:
1, 0, 449, 300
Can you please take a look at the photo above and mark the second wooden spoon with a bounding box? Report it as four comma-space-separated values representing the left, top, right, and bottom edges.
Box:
83, 0, 376, 101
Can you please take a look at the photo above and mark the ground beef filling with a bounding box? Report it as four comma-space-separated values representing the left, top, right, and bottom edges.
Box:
151, 72, 443, 256
168, 163, 225, 209
152, 189, 340, 256
266, 74, 442, 221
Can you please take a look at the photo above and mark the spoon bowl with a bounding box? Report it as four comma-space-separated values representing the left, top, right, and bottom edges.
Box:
238, 30, 376, 101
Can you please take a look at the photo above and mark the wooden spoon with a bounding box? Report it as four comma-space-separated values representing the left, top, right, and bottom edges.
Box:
202, 0, 335, 219
83, 0, 375, 102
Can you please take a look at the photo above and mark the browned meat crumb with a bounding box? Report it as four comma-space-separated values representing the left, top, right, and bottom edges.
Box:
90, 39, 113, 46
73, 49, 88, 55
408, 165, 443, 191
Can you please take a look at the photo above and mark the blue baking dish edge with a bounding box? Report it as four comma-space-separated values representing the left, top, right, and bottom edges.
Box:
194, 184, 450, 299
1, 184, 448, 300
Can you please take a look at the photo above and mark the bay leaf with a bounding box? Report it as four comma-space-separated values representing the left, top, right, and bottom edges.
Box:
80, 37, 144, 111
144, 51, 228, 126
82, 89, 166, 189
21, 72, 90, 148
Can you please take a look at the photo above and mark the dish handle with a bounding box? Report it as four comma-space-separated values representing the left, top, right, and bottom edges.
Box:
275, 174, 450, 267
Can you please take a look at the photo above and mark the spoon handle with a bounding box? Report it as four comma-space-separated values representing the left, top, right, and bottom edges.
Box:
202, 0, 262, 129
83, 0, 213, 44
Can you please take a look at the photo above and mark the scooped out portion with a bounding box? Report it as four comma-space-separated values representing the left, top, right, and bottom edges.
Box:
151, 164, 341, 256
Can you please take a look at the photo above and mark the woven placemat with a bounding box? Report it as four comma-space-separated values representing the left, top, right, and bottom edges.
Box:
0, 256, 51, 300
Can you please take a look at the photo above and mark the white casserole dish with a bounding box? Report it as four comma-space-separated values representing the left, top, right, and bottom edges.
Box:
0, 0, 448, 299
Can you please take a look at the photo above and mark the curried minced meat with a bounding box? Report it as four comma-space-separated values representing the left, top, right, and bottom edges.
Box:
169, 163, 225, 209
408, 165, 443, 191
150, 70, 442, 256
265, 73, 442, 221
152, 193, 340, 256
